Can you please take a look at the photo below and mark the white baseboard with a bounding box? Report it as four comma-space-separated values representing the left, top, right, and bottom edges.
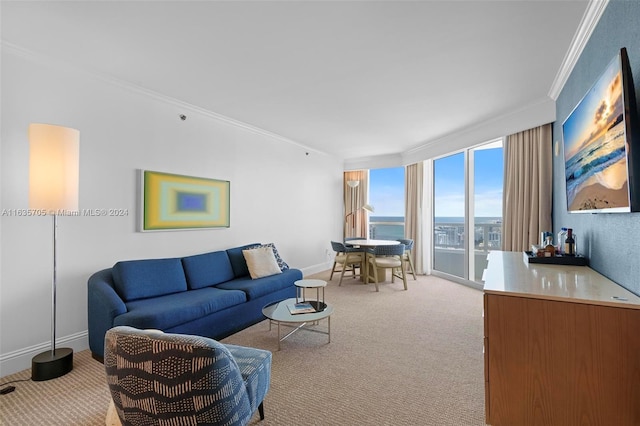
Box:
299, 261, 332, 277
0, 331, 89, 378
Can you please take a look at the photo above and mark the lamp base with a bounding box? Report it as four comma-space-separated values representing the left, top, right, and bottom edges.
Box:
31, 348, 73, 381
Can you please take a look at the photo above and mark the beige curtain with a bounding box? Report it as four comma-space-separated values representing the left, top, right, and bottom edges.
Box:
344, 170, 369, 238
405, 162, 424, 274
502, 123, 553, 252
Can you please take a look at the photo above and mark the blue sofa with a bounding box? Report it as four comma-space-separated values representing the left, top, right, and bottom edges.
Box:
88, 243, 302, 361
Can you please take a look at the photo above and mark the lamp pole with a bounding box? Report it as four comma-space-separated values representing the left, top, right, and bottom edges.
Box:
51, 214, 58, 355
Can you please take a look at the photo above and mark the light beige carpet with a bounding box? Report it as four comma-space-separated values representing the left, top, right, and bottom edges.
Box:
0, 271, 486, 425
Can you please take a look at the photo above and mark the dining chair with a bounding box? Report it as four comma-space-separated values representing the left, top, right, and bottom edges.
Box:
330, 241, 364, 286
365, 244, 408, 291
397, 238, 417, 280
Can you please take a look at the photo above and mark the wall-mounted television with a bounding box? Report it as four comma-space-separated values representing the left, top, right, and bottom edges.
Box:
562, 47, 640, 213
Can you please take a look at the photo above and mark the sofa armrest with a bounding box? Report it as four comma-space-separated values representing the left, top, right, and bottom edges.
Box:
88, 268, 127, 361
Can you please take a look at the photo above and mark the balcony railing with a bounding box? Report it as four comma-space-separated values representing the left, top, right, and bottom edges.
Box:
369, 220, 405, 240
434, 221, 502, 252
368, 219, 502, 281
434, 221, 502, 282
368, 219, 502, 250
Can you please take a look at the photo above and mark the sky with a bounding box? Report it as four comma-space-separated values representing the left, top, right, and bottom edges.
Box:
369, 145, 503, 218
473, 147, 504, 217
369, 167, 405, 216
434, 147, 504, 217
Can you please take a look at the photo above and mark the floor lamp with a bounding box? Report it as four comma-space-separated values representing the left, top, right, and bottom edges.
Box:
29, 123, 79, 381
345, 180, 374, 236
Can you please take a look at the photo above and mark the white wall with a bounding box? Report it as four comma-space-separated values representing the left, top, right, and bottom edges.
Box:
0, 50, 343, 376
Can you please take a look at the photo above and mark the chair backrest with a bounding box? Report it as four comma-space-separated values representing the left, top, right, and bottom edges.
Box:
397, 238, 414, 250
373, 244, 405, 256
340, 239, 366, 253
105, 326, 253, 426
331, 240, 347, 253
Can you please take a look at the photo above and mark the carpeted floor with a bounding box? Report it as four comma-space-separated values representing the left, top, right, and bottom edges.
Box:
0, 270, 486, 425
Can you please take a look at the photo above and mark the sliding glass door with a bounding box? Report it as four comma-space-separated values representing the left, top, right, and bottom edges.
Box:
471, 142, 503, 282
433, 152, 466, 278
433, 140, 503, 284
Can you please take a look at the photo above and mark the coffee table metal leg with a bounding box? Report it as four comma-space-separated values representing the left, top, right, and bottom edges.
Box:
278, 321, 310, 350
271, 319, 332, 350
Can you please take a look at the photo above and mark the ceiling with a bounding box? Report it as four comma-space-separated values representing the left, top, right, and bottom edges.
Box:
2, 1, 591, 162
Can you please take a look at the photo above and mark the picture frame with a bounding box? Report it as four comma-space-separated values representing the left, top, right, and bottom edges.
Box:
562, 48, 640, 213
140, 170, 230, 231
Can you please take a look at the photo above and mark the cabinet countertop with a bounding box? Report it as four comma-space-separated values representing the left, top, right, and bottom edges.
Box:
483, 250, 640, 309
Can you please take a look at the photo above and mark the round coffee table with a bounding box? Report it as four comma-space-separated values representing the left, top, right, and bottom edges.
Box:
262, 298, 333, 350
294, 278, 327, 310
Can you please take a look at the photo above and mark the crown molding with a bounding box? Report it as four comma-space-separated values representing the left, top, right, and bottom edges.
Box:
344, 96, 555, 169
401, 96, 554, 160
1, 40, 327, 157
548, 0, 609, 100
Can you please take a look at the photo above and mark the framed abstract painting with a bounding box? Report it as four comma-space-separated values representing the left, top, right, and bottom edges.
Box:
140, 170, 230, 231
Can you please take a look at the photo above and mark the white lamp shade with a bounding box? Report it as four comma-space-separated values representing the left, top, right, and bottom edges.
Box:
347, 180, 359, 188
29, 123, 79, 212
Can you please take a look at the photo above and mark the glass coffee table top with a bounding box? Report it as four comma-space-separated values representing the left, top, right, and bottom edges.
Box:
262, 298, 333, 350
262, 298, 333, 323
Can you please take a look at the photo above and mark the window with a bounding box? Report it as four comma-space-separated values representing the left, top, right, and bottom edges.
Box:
368, 167, 405, 239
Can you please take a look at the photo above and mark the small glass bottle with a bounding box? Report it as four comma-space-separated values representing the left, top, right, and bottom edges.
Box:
544, 236, 556, 257
564, 228, 575, 256
557, 228, 567, 255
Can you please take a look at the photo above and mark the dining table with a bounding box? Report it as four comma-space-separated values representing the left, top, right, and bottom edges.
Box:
345, 239, 401, 283
345, 239, 401, 248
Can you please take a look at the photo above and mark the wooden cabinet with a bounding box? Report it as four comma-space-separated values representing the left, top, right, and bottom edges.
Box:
483, 251, 640, 425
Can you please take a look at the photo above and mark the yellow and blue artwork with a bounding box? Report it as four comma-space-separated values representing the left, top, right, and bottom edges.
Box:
142, 170, 230, 230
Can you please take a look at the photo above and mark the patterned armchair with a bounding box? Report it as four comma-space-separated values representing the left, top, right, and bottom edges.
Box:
104, 326, 271, 426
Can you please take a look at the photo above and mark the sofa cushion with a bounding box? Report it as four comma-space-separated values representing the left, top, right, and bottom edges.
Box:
216, 268, 302, 300
243, 247, 282, 279
226, 243, 261, 278
112, 258, 187, 301
114, 287, 247, 330
181, 250, 235, 289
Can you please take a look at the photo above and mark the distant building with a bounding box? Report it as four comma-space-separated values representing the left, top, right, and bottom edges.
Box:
370, 217, 502, 249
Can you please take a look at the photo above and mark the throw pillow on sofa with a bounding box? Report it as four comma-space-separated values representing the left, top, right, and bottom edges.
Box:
260, 243, 289, 271
242, 246, 283, 279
